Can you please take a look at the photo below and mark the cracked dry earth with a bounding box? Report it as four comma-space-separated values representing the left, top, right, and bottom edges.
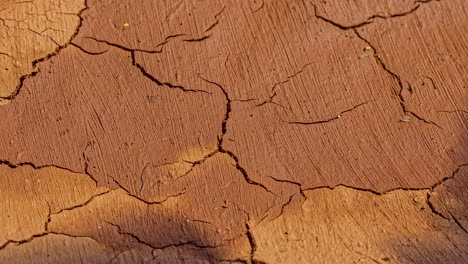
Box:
0, 0, 467, 263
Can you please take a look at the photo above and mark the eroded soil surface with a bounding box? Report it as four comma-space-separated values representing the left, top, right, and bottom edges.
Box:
1, 0, 467, 263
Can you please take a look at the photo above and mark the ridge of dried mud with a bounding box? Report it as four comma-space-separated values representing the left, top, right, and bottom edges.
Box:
1, 0, 467, 263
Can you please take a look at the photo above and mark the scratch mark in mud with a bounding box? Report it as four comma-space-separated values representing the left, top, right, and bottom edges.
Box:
138, 162, 150, 195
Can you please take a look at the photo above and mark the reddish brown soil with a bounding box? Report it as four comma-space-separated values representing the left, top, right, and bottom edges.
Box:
1, 0, 467, 263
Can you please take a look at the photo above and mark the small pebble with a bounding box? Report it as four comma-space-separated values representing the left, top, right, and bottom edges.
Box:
358, 53, 369, 59
400, 115, 411, 122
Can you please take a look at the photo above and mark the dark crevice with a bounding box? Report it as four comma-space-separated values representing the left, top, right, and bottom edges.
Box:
177, 149, 219, 177
268, 176, 302, 188
219, 259, 249, 264
256, 92, 284, 108
408, 111, 442, 129
183, 34, 211, 42
204, 6, 226, 32
0, 233, 48, 251
70, 42, 109, 55
185, 219, 215, 226
256, 205, 275, 225
255, 62, 316, 107
0, 51, 14, 60
245, 223, 257, 264
82, 142, 98, 185
104, 221, 157, 249
108, 250, 128, 264
26, 28, 62, 47
44, 203, 52, 232
85, 37, 162, 54
49, 232, 116, 249
198, 76, 278, 196
224, 149, 278, 196
301, 164, 468, 197
297, 163, 468, 226
353, 30, 407, 107
426, 164, 468, 225
366, 4, 421, 21
415, 0, 439, 3
310, 1, 436, 30
0, 241, 8, 251
49, 190, 113, 219
155, 241, 220, 250
106, 221, 221, 252
311, 3, 371, 30
448, 211, 468, 234
429, 164, 467, 192
286, 101, 370, 125
245, 224, 267, 264
303, 184, 404, 196
272, 194, 295, 221
110, 176, 186, 205
268, 176, 307, 220
0, 232, 109, 252
353, 30, 442, 128
310, 0, 441, 127
0, 0, 89, 101
0, 159, 97, 186
271, 62, 316, 94
156, 33, 186, 47
132, 52, 210, 94
43, 190, 113, 233
198, 75, 231, 148
231, 201, 252, 222
426, 192, 449, 220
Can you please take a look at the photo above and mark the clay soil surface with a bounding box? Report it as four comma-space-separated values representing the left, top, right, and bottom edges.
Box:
0, 0, 467, 263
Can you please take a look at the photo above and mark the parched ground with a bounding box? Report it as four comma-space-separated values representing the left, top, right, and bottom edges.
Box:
0, 0, 467, 263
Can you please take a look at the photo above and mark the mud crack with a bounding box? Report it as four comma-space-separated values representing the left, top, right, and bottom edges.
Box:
255, 62, 316, 107
132, 52, 210, 93
110, 176, 187, 205
310, 0, 438, 30
198, 75, 278, 196
73, 39, 211, 94
0, 159, 97, 187
46, 190, 113, 231
426, 164, 468, 233
285, 101, 371, 125
308, 1, 441, 128
353, 30, 441, 128
0, 232, 111, 252
0, 0, 89, 101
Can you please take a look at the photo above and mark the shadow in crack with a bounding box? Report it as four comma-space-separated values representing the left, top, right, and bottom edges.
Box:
0, 233, 116, 264
46, 189, 249, 264
385, 234, 468, 264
